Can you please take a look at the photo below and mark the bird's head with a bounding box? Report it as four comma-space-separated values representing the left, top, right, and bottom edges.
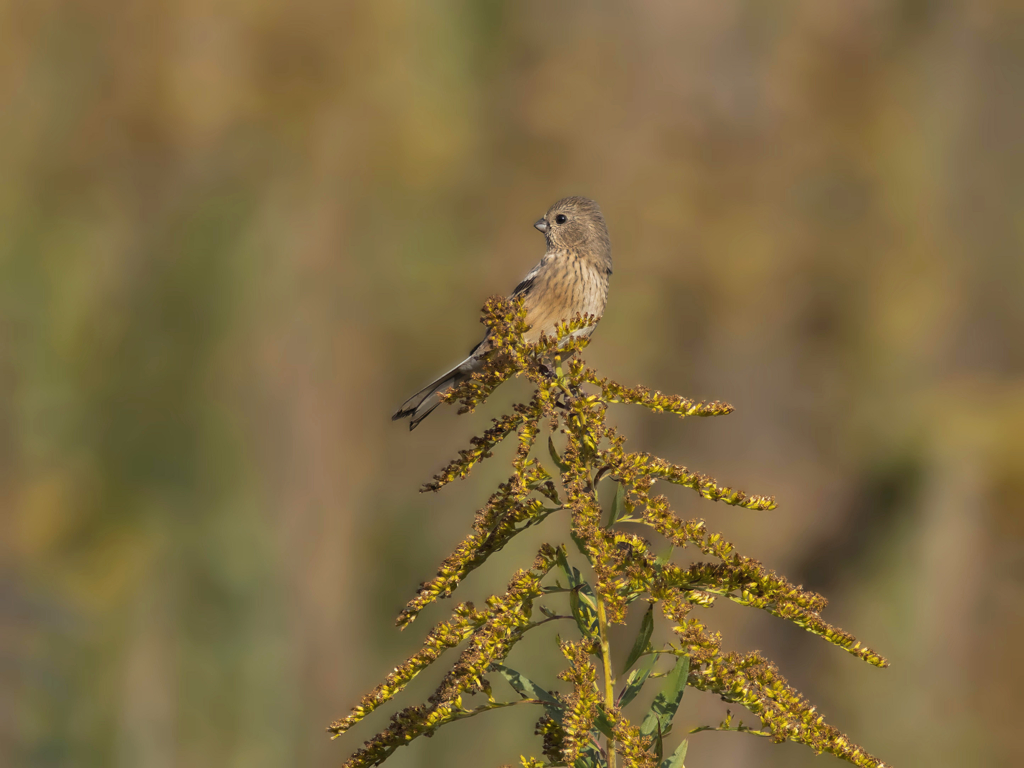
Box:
534, 197, 611, 262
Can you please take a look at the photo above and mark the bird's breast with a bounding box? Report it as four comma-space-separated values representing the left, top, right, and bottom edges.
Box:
522, 253, 609, 343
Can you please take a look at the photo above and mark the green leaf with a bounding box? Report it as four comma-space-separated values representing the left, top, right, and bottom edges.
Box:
570, 530, 590, 557
569, 582, 599, 638
556, 548, 581, 590
606, 481, 626, 526
618, 652, 656, 708
492, 664, 562, 721
576, 582, 599, 614
622, 604, 654, 675
548, 436, 569, 474
640, 655, 690, 738
554, 548, 598, 638
593, 707, 615, 739
661, 738, 688, 768
576, 744, 606, 768
522, 505, 559, 531
654, 546, 674, 569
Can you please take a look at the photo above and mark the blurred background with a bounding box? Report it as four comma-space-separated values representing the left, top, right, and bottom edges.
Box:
2, 1, 1022, 767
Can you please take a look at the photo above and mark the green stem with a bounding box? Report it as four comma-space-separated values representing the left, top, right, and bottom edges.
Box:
689, 724, 771, 738
446, 698, 550, 725
596, 594, 617, 768
563, 361, 616, 766
524, 615, 574, 630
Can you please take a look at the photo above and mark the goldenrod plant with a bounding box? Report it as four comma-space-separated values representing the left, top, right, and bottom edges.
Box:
329, 298, 889, 768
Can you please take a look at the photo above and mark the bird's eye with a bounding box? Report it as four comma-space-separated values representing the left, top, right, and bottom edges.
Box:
555, 214, 568, 224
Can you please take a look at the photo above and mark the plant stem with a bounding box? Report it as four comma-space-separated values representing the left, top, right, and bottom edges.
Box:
447, 698, 549, 724
596, 594, 617, 768
567, 361, 617, 767
524, 615, 574, 630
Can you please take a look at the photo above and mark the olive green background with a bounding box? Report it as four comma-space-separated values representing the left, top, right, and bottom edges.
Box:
2, 2, 1022, 767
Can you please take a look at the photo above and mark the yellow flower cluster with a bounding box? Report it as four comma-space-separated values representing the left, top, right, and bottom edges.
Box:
329, 298, 890, 768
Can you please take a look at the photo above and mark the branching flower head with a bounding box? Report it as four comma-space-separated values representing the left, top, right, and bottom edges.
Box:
329, 298, 890, 768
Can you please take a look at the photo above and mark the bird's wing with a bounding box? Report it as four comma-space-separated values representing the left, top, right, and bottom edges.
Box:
467, 255, 549, 357
509, 275, 535, 299
510, 254, 550, 299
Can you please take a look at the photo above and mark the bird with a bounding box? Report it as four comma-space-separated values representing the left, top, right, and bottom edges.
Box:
392, 196, 613, 430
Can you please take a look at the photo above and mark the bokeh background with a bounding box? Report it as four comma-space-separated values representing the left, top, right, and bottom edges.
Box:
3, 1, 1023, 767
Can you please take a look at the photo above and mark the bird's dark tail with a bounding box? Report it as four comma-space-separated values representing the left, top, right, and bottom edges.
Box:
391, 361, 469, 430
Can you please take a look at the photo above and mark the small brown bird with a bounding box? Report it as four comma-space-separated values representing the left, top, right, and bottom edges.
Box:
393, 196, 613, 429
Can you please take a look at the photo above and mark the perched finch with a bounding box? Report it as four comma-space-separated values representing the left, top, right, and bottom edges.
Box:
393, 196, 613, 430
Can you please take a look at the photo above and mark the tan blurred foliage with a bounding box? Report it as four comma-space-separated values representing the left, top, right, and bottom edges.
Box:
1, 1, 1021, 767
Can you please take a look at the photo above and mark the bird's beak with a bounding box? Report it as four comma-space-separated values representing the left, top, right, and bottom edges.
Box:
534, 218, 549, 233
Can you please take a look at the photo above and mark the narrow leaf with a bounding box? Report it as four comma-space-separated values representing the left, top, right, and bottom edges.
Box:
569, 583, 599, 638
556, 551, 599, 637
618, 652, 656, 708
570, 530, 590, 557
569, 591, 586, 637
555, 548, 577, 587
622, 604, 654, 674
654, 720, 664, 763
607, 481, 626, 526
660, 738, 688, 768
492, 664, 562, 721
640, 655, 690, 738
576, 582, 599, 614
548, 436, 569, 473
577, 744, 606, 768
593, 707, 615, 739
654, 546, 674, 569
